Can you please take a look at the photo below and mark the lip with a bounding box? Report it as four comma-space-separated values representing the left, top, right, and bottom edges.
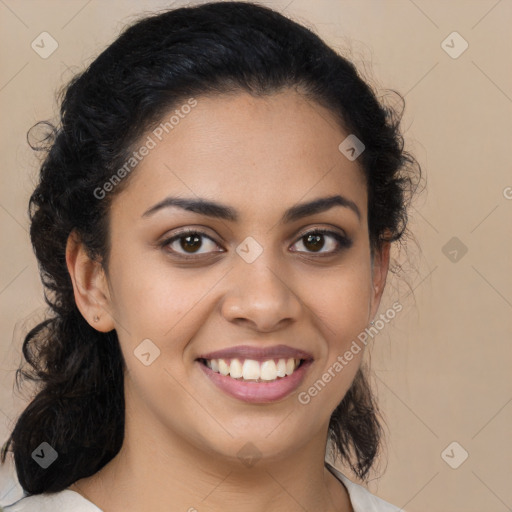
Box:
196, 344, 314, 362
197, 358, 313, 403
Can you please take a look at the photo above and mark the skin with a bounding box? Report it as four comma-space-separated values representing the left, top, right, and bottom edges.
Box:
66, 89, 390, 512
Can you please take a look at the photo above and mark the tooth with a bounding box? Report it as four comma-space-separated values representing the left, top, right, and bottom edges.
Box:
205, 359, 212, 369
214, 357, 300, 380
260, 360, 277, 381
285, 358, 295, 375
242, 359, 260, 380
218, 359, 229, 376
276, 358, 287, 377
230, 358, 243, 378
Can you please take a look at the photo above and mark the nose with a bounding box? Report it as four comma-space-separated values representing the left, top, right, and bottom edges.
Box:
220, 254, 302, 332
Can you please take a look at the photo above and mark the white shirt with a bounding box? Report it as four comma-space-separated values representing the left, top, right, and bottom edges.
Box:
1, 462, 405, 511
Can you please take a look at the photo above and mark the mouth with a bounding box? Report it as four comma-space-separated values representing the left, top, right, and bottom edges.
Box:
197, 357, 305, 382
195, 346, 314, 403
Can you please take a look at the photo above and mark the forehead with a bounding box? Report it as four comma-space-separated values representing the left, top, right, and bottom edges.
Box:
112, 89, 367, 222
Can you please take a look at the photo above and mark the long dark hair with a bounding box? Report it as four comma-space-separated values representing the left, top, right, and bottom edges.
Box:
1, 1, 421, 494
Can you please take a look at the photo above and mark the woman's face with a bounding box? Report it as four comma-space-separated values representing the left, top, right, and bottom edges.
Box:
78, 90, 389, 465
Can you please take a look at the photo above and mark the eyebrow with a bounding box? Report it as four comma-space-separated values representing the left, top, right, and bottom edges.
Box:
142, 194, 361, 223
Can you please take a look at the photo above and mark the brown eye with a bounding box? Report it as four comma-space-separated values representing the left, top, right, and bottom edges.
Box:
291, 229, 352, 255
162, 229, 223, 257
180, 233, 203, 253
303, 233, 325, 252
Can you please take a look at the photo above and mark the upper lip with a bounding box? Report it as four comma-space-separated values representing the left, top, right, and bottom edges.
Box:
197, 344, 314, 362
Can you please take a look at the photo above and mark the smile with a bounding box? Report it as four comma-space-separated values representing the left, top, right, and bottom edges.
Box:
199, 357, 302, 382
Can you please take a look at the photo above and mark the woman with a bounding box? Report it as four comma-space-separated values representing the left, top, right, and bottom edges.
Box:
0, 2, 421, 511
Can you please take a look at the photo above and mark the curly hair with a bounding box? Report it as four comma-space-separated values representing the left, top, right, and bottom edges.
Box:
1, 0, 422, 494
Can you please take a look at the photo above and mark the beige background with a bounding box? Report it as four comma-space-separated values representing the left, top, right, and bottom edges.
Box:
1, 1, 511, 511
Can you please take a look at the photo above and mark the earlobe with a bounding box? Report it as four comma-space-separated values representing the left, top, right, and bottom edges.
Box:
65, 230, 115, 332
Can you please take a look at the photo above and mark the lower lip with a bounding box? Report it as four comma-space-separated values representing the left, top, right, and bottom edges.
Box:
197, 360, 312, 403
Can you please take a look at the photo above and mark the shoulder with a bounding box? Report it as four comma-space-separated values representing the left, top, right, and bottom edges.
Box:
325, 462, 406, 512
2, 489, 103, 512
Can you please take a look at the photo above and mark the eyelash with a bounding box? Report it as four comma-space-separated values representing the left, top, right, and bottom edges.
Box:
160, 227, 352, 260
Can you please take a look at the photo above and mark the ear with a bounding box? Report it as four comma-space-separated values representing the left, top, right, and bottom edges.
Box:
65, 230, 115, 332
369, 239, 391, 321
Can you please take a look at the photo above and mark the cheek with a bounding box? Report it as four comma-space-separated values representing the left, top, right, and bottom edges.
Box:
303, 261, 372, 405
307, 263, 373, 338
299, 276, 369, 418
107, 256, 214, 352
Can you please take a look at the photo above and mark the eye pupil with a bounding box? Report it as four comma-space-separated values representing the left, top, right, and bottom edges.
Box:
304, 234, 324, 252
181, 234, 202, 253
